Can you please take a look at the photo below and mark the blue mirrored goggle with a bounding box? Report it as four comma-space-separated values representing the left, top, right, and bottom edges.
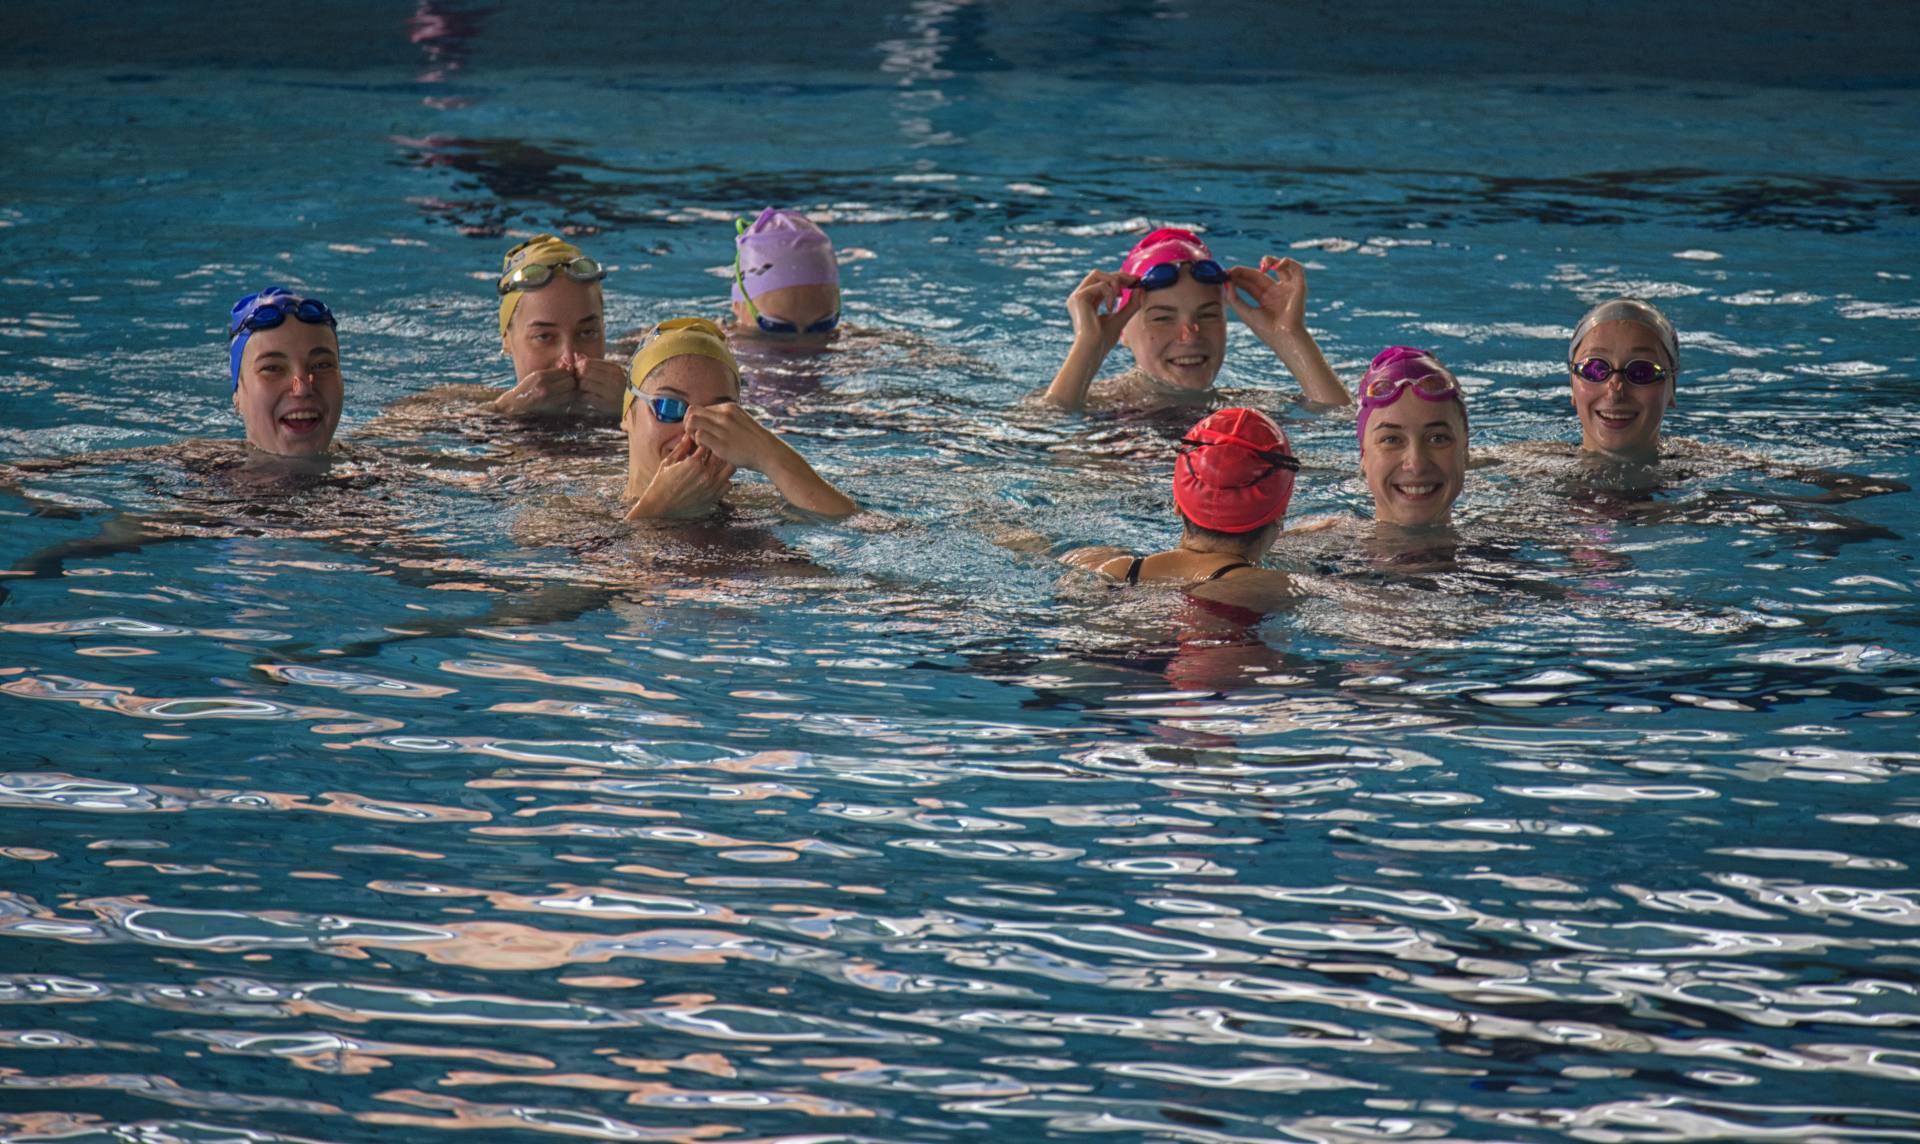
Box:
1137, 259, 1228, 291
645, 395, 689, 423
754, 312, 840, 336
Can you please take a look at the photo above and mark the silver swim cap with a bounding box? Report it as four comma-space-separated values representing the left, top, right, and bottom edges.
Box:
1569, 297, 1680, 375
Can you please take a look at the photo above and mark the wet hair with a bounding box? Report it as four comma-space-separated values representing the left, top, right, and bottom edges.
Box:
1179, 514, 1273, 546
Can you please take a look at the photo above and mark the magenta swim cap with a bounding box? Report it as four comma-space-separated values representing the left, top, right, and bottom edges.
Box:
1355, 346, 1467, 449
732, 207, 839, 304
1116, 227, 1216, 313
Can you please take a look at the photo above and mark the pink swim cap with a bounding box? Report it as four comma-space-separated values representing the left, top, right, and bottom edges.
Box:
1355, 346, 1467, 449
1174, 408, 1298, 534
1116, 227, 1216, 313
732, 207, 839, 304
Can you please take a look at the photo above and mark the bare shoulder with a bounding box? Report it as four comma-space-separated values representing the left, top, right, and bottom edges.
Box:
1061, 545, 1132, 576
1187, 567, 1302, 613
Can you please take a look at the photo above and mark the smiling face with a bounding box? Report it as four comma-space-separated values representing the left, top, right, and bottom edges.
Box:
623, 354, 740, 490
1360, 389, 1467, 527
1569, 319, 1674, 461
732, 282, 840, 341
1119, 273, 1228, 390
233, 321, 343, 456
503, 277, 605, 376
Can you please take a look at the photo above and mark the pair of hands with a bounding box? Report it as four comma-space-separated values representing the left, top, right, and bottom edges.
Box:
1065, 255, 1313, 353
628, 402, 784, 519
494, 352, 627, 418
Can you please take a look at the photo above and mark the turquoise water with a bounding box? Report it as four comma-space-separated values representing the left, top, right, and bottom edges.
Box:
3, 5, 1920, 1142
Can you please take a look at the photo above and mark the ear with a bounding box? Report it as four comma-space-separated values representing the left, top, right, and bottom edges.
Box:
729, 300, 749, 324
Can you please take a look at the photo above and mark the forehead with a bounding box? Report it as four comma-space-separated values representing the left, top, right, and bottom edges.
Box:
244, 320, 338, 363
1140, 274, 1226, 311
1576, 319, 1668, 361
642, 354, 738, 399
512, 277, 603, 326
1369, 387, 1467, 431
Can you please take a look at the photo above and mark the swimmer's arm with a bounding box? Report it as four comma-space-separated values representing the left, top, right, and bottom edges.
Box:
759, 441, 857, 518
1043, 271, 1144, 410
1282, 513, 1346, 535
1061, 545, 1130, 576
1772, 464, 1911, 505
1267, 324, 1351, 407
1043, 339, 1109, 410
1227, 258, 1353, 407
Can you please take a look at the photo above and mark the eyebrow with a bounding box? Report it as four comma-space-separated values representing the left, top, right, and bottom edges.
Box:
253, 351, 289, 362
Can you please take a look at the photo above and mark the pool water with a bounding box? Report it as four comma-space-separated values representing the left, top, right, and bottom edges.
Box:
3, 5, 1920, 1142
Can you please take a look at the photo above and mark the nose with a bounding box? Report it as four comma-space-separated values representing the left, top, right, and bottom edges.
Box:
288, 370, 317, 395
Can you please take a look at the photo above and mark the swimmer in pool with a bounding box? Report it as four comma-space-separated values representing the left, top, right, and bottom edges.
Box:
2, 286, 487, 592
621, 318, 856, 520
1565, 296, 1679, 464
226, 286, 346, 456
1043, 228, 1350, 412
1481, 295, 1904, 506
1062, 407, 1304, 612
1356, 347, 1469, 529
728, 207, 842, 346
492, 234, 627, 419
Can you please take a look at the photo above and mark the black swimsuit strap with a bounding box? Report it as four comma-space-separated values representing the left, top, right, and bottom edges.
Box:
1204, 560, 1253, 582
1125, 557, 1144, 585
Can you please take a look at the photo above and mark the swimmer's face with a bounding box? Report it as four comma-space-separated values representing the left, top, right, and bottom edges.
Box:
1119, 273, 1228, 390
1360, 390, 1467, 528
732, 283, 840, 344
1569, 319, 1674, 461
504, 278, 605, 376
624, 354, 740, 482
233, 321, 342, 456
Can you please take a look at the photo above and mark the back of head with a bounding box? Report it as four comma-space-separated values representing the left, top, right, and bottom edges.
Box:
1173, 408, 1298, 535
733, 207, 838, 302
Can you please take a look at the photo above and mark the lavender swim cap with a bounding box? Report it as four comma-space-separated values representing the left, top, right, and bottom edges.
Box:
731, 207, 839, 304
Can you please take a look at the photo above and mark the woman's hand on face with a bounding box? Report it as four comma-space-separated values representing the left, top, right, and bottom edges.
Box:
1065, 270, 1144, 351
567, 354, 628, 416
1227, 256, 1310, 341
627, 435, 734, 520
493, 366, 581, 416
684, 402, 781, 473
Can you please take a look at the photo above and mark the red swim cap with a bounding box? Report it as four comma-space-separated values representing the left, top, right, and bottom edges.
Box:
1173, 408, 1297, 534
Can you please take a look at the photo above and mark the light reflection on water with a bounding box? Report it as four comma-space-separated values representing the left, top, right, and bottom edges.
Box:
3, 4, 1920, 1143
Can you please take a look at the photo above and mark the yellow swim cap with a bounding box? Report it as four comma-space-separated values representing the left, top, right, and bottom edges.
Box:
497, 234, 588, 338
623, 318, 740, 420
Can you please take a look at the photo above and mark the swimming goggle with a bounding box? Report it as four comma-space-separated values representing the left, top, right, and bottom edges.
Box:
497, 255, 606, 295
643, 396, 690, 423
227, 289, 338, 390
1137, 259, 1228, 291
228, 294, 337, 339
1361, 371, 1461, 405
1175, 436, 1300, 476
1572, 356, 1669, 386
733, 218, 840, 335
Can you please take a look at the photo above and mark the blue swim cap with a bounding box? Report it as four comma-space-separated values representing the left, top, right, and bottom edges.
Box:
226, 286, 338, 391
